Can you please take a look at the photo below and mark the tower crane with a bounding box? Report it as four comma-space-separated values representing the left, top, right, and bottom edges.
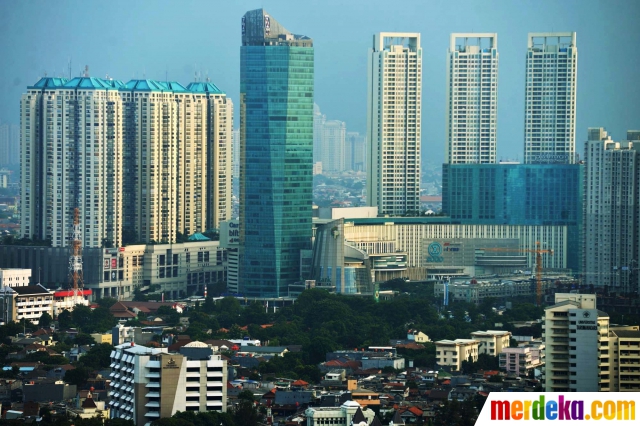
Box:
480, 241, 553, 306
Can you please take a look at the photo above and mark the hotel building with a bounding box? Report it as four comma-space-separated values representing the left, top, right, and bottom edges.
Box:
109, 341, 227, 424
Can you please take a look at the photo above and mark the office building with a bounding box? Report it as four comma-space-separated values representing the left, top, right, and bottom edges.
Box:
109, 341, 227, 423
524, 33, 577, 164
442, 163, 582, 270
583, 128, 639, 294
346, 132, 366, 172
367, 33, 421, 215
21, 76, 124, 248
0, 123, 20, 166
435, 339, 479, 371
240, 9, 314, 297
446, 33, 498, 164
321, 120, 346, 173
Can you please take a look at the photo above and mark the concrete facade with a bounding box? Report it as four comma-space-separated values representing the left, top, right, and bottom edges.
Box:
367, 33, 422, 215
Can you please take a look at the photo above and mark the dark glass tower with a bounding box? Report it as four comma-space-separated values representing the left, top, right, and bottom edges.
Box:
239, 9, 314, 298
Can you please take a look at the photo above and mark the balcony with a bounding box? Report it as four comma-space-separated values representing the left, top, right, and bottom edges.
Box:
145, 392, 160, 398
145, 411, 160, 418
145, 401, 160, 408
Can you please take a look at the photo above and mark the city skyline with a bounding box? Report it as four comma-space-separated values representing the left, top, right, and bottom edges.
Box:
0, 0, 639, 162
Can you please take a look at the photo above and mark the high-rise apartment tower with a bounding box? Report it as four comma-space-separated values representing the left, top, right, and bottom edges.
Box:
367, 33, 422, 215
583, 128, 639, 294
21, 77, 232, 248
446, 33, 498, 164
239, 9, 314, 297
524, 33, 577, 164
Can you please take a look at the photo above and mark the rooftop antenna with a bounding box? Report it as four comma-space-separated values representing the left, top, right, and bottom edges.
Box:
68, 57, 72, 80
83, 65, 89, 77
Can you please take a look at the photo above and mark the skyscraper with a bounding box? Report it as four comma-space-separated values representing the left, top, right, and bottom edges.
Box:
367, 33, 422, 215
21, 76, 123, 248
240, 9, 314, 298
524, 32, 577, 164
0, 123, 19, 166
321, 119, 346, 173
446, 33, 498, 164
583, 128, 639, 294
21, 76, 232, 248
346, 132, 366, 172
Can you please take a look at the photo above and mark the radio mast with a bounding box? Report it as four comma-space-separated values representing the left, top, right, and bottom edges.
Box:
69, 207, 84, 306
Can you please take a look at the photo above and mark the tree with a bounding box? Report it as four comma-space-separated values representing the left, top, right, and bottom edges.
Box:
96, 297, 119, 309
233, 400, 259, 426
38, 312, 52, 328
71, 305, 93, 330
64, 366, 90, 387
238, 390, 255, 402
58, 310, 73, 329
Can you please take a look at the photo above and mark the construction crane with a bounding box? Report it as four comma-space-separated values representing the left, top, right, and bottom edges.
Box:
69, 207, 84, 307
480, 241, 553, 306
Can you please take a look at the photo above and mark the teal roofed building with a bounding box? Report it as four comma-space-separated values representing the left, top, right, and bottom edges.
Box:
187, 233, 211, 242
63, 76, 123, 90
28, 77, 68, 89
186, 81, 224, 94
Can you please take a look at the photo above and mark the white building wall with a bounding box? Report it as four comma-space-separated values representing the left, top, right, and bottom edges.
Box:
524, 33, 577, 164
446, 33, 498, 164
0, 269, 31, 288
367, 32, 422, 215
343, 222, 567, 271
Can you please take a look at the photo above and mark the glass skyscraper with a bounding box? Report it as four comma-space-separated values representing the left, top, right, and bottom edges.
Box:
239, 9, 314, 298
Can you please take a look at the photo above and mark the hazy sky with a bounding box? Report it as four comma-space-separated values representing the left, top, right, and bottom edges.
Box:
1, 0, 639, 162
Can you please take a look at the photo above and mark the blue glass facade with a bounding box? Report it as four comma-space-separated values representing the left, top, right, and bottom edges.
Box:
239, 9, 314, 297
442, 163, 583, 270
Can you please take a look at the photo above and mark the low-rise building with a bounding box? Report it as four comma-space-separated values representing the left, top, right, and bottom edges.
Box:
109, 341, 227, 424
470, 330, 511, 356
435, 339, 479, 372
305, 401, 377, 426
52, 289, 91, 316
0, 284, 53, 323
499, 346, 545, 376
91, 333, 113, 345
407, 329, 431, 343
0, 268, 31, 288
